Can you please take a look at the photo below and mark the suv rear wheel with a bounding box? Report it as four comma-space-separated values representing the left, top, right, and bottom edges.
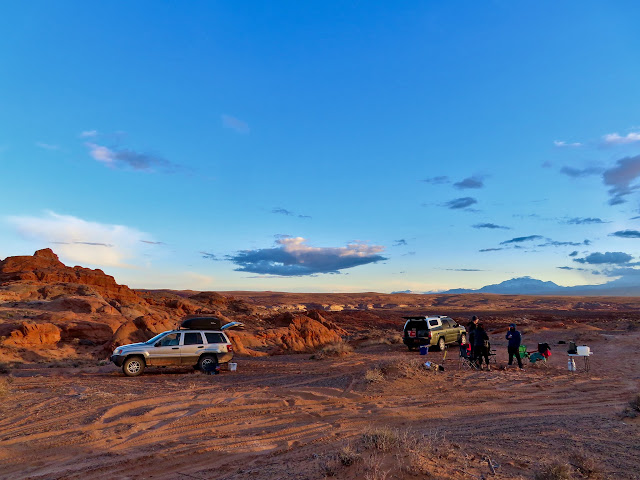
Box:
123, 356, 145, 377
198, 354, 219, 372
438, 337, 446, 351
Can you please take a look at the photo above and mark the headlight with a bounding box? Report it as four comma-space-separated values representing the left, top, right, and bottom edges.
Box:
114, 348, 123, 355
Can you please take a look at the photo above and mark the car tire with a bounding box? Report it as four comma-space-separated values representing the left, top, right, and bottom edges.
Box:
123, 356, 145, 377
198, 354, 219, 372
460, 333, 467, 345
438, 337, 446, 351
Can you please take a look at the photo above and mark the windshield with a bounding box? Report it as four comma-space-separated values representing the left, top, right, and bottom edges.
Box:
144, 332, 170, 345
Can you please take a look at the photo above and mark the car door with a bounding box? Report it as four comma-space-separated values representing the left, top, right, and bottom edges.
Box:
148, 332, 182, 366
181, 331, 205, 365
442, 318, 455, 343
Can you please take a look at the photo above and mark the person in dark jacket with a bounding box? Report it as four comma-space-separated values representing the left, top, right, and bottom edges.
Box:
473, 323, 490, 370
506, 323, 523, 369
467, 315, 479, 360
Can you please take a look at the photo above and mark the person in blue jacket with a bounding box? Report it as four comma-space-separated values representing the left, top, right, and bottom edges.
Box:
505, 323, 523, 369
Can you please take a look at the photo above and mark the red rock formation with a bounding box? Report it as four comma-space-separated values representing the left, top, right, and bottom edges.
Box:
3, 321, 61, 347
0, 249, 141, 304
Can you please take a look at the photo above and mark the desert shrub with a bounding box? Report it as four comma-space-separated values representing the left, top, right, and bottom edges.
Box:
0, 377, 13, 397
534, 461, 574, 480
362, 427, 400, 452
623, 393, 640, 418
338, 444, 361, 466
320, 341, 354, 356
318, 456, 340, 477
569, 451, 602, 479
365, 368, 385, 383
395, 358, 428, 378
363, 453, 389, 480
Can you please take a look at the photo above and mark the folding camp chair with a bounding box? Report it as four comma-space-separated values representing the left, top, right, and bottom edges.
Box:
529, 343, 551, 366
458, 344, 478, 370
518, 345, 530, 361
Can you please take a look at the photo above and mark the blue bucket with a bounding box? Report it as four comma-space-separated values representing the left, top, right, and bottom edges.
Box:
419, 345, 429, 355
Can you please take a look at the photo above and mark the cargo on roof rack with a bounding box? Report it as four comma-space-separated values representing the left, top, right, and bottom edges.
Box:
180, 316, 222, 330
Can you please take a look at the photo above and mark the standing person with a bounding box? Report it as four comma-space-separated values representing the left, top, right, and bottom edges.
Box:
467, 315, 479, 361
473, 323, 490, 370
506, 323, 523, 369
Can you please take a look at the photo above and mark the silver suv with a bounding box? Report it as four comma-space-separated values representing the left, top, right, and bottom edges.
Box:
110, 321, 242, 377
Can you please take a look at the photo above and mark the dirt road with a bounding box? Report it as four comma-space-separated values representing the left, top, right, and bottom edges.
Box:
1, 326, 639, 480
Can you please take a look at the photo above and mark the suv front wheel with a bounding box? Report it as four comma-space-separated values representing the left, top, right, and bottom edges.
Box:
123, 356, 145, 377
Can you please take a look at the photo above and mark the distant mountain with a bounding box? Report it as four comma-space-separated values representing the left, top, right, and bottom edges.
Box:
440, 276, 640, 296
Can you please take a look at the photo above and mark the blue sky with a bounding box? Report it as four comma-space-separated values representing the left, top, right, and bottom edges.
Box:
2, 1, 640, 292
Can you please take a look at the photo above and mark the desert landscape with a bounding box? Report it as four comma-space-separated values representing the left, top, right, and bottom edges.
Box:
1, 250, 639, 480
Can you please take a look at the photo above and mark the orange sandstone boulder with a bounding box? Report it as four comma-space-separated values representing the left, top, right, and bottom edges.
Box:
4, 321, 61, 347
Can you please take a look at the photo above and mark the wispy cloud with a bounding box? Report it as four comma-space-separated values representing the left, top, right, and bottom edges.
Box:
85, 143, 175, 172
36, 142, 60, 151
443, 197, 477, 210
272, 207, 311, 219
453, 176, 484, 189
200, 251, 218, 260
473, 223, 510, 230
500, 235, 543, 245
6, 211, 148, 267
573, 251, 633, 265
565, 217, 607, 225
560, 166, 602, 178
569, 251, 579, 257
222, 114, 250, 134
554, 140, 583, 148
537, 239, 589, 247
610, 230, 640, 238
479, 248, 503, 252
227, 236, 386, 276
557, 266, 587, 271
80, 130, 98, 138
602, 155, 640, 205
602, 132, 640, 146
140, 240, 166, 245
422, 176, 450, 185
444, 268, 484, 272
393, 239, 408, 246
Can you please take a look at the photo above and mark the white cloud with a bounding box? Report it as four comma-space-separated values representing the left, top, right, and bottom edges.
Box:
222, 114, 250, 134
6, 211, 149, 268
80, 130, 98, 138
36, 142, 60, 151
602, 132, 640, 146
554, 140, 582, 148
86, 142, 116, 166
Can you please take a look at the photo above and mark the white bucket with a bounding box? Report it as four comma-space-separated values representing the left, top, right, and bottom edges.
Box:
568, 359, 576, 371
228, 362, 237, 372
577, 346, 590, 356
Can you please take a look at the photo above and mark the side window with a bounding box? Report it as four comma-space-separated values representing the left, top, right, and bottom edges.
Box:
443, 319, 453, 328
429, 319, 439, 327
157, 333, 181, 347
184, 332, 204, 345
205, 332, 225, 344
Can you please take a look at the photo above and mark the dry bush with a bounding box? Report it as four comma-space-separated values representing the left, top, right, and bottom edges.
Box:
534, 461, 574, 480
395, 358, 428, 378
338, 444, 362, 466
362, 427, 400, 452
318, 456, 340, 477
359, 333, 403, 348
364, 368, 385, 383
319, 341, 354, 357
363, 453, 389, 480
0, 377, 13, 397
569, 451, 602, 479
623, 393, 640, 418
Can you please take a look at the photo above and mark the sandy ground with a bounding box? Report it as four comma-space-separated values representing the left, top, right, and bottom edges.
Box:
1, 325, 639, 480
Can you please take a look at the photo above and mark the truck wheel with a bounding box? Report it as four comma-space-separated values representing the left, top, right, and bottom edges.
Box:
460, 333, 467, 345
198, 354, 219, 372
438, 337, 446, 351
123, 356, 145, 377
